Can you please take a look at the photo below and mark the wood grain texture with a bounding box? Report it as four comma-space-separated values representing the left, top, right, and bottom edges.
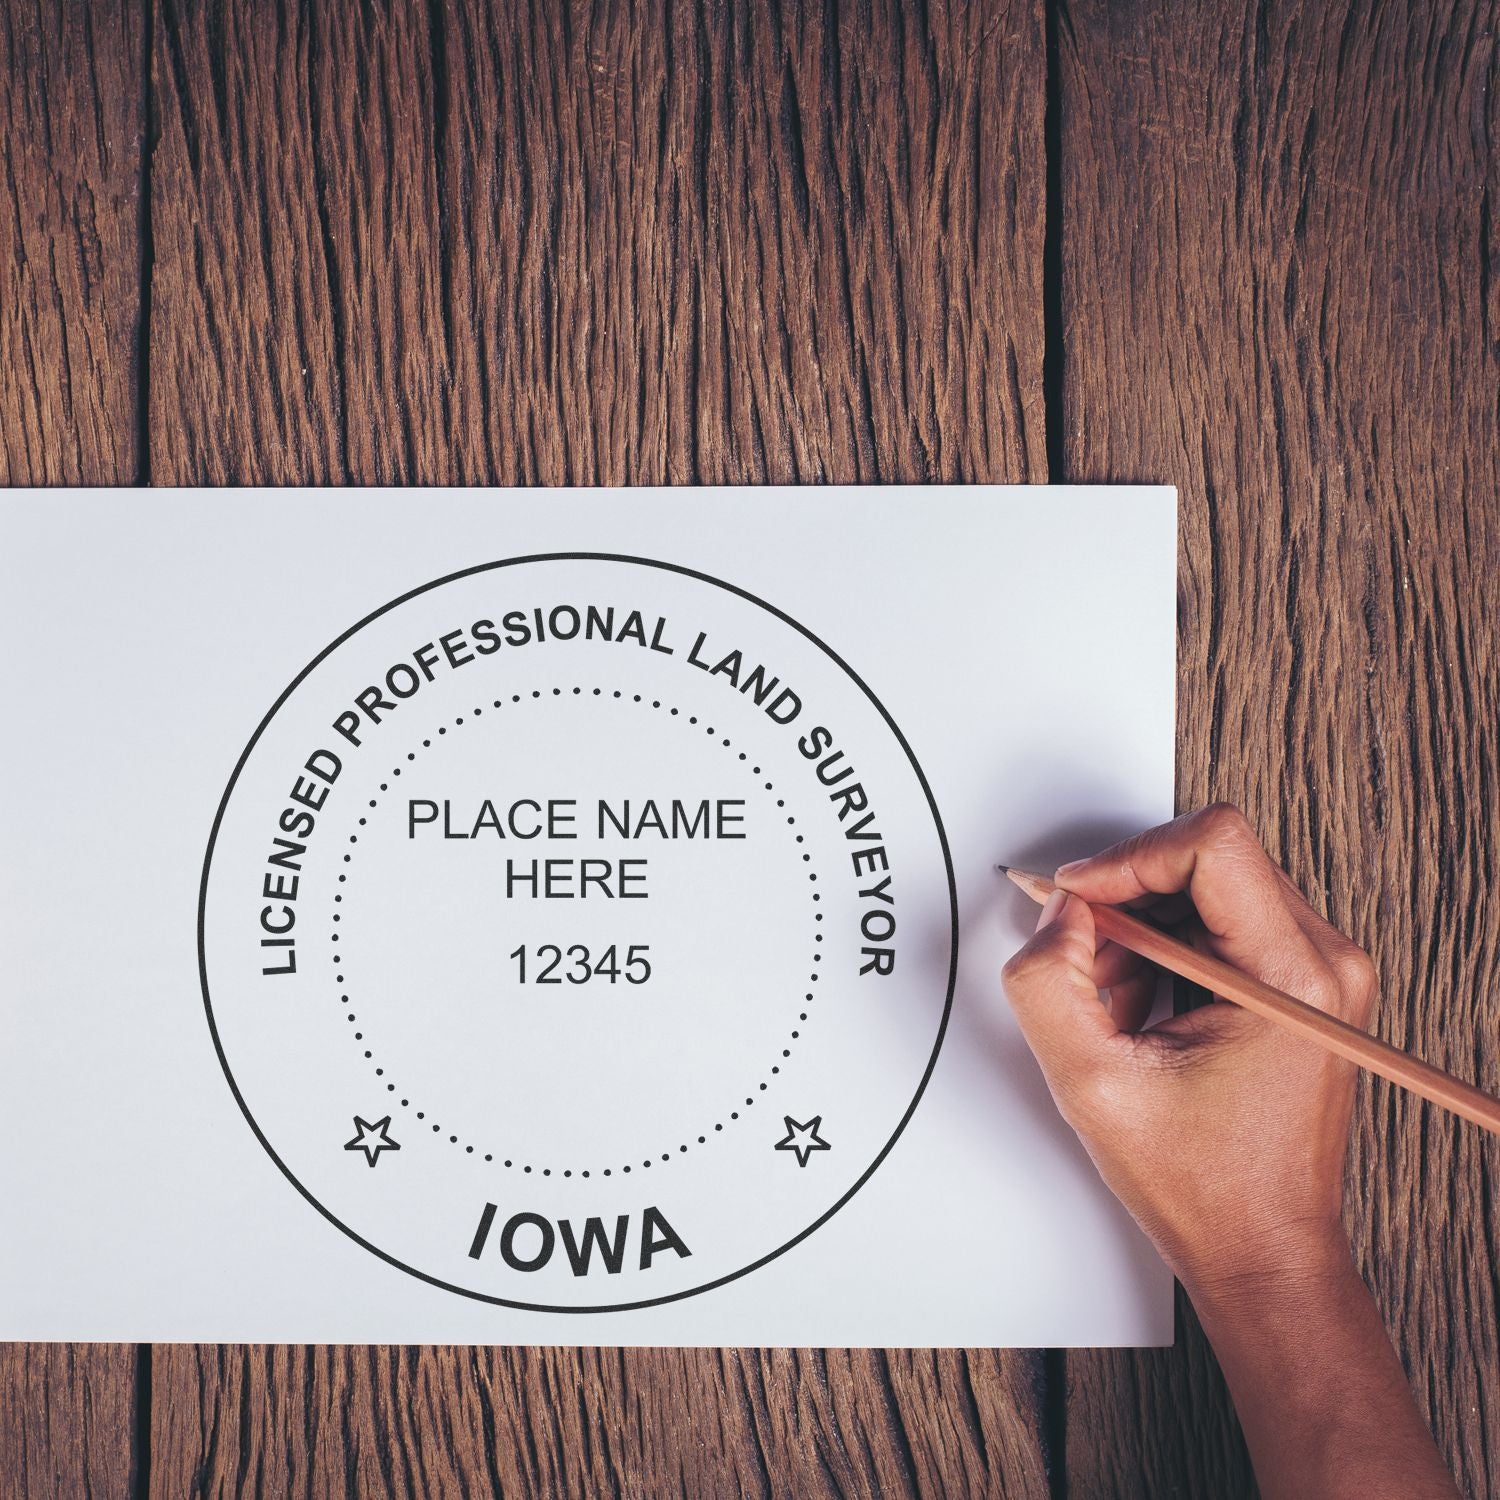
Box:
150, 1345, 1046, 1498
0, 1345, 141, 1500
146, 1, 1051, 1495
1, 1, 144, 1494
1058, 1, 1500, 1495
149, 0, 1047, 488
1, 0, 143, 481
0, 1350, 141, 1500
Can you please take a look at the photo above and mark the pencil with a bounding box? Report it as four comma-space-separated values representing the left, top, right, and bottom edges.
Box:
999, 865, 1500, 1138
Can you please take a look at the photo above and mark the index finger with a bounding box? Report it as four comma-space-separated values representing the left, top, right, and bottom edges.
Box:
1051, 803, 1337, 1000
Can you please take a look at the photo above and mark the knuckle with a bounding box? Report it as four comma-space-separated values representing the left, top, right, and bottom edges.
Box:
1198, 800, 1255, 847
1063, 1060, 1128, 1123
1330, 944, 1378, 1004
1296, 949, 1376, 1020
1301, 969, 1345, 1013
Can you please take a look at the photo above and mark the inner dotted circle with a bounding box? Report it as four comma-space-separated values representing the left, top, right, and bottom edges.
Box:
335, 688, 822, 1177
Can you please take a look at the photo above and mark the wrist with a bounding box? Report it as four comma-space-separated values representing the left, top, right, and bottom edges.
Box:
1174, 1220, 1357, 1320
1177, 1227, 1460, 1500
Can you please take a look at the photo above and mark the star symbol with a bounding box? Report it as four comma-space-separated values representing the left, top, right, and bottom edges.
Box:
774, 1114, 831, 1167
344, 1115, 401, 1167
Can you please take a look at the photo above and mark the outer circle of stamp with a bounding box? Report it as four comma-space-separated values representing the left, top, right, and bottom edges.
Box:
199, 554, 957, 1312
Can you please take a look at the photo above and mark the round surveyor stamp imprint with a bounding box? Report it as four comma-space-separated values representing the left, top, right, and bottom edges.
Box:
201, 555, 955, 1311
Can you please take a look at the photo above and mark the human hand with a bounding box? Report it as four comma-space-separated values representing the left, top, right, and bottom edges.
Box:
1000, 802, 1376, 1298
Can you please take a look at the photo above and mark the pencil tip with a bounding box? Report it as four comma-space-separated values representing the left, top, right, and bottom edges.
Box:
994, 862, 1011, 875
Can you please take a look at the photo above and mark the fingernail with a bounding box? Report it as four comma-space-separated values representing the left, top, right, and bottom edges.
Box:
1036, 889, 1068, 930
1055, 859, 1085, 882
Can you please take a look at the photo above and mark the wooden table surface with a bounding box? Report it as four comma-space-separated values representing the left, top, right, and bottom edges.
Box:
4, 1, 1496, 1495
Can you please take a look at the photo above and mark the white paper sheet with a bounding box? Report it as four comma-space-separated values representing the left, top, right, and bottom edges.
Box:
0, 485, 1176, 1346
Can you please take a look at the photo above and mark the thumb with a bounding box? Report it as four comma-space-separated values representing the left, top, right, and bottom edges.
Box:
1001, 891, 1117, 1080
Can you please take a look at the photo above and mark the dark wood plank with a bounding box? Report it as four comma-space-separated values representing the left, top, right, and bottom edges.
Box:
1, 0, 143, 482
149, 0, 346, 484
152, 0, 1047, 490
1058, 1, 1500, 1495
147, 1, 1052, 1494
151, 1346, 1047, 1498
1, 0, 145, 1492
0, 1346, 141, 1500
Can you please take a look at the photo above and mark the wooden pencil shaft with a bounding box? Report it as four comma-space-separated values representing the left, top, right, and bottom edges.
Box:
1003, 867, 1500, 1137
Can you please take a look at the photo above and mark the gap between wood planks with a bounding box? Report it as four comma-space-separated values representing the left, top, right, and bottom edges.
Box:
133, 0, 155, 488
1039, 0, 1071, 1495
131, 2, 156, 1496
121, 1, 1080, 1494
